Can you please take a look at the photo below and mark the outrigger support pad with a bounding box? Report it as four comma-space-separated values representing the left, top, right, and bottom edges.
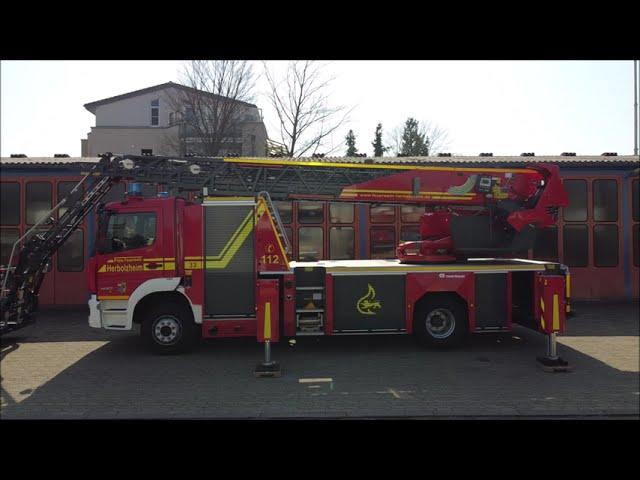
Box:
536, 333, 572, 372
254, 340, 281, 378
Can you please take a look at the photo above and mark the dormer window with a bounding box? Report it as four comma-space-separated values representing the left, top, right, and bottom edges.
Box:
151, 99, 159, 126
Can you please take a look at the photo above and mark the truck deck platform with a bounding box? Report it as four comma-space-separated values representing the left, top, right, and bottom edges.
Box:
288, 258, 556, 274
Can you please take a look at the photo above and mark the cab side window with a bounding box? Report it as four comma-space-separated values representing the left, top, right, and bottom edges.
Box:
106, 213, 156, 253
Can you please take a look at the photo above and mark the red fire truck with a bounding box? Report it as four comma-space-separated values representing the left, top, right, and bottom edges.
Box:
1, 154, 571, 375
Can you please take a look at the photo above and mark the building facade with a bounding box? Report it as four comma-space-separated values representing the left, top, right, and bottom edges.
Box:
81, 82, 268, 157
1, 155, 638, 305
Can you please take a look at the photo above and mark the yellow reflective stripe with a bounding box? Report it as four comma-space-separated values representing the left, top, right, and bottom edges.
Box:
342, 188, 475, 196
552, 294, 560, 331
207, 210, 253, 261
223, 157, 536, 174
97, 295, 129, 300
340, 193, 473, 200
184, 260, 203, 269
205, 216, 254, 269
256, 198, 290, 270
263, 302, 271, 340
203, 196, 255, 201
541, 315, 546, 329
256, 200, 267, 218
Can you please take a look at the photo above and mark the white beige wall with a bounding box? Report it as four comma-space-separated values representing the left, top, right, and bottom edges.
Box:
86, 85, 267, 156
94, 88, 179, 127
86, 126, 181, 156
241, 122, 267, 156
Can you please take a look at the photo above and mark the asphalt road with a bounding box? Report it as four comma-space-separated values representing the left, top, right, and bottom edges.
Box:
1, 302, 638, 419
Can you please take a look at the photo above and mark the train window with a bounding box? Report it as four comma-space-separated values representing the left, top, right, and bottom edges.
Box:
400, 225, 421, 242
401, 205, 424, 223
298, 202, 323, 224
563, 180, 587, 222
593, 225, 618, 267
634, 223, 639, 267
104, 212, 156, 253
371, 226, 396, 259
330, 227, 355, 260
633, 179, 638, 222
330, 203, 354, 224
274, 201, 292, 224
58, 229, 84, 272
533, 226, 558, 262
563, 225, 588, 267
26, 182, 52, 225
298, 227, 323, 261
370, 205, 396, 223
57, 181, 84, 218
101, 182, 126, 204
1, 183, 20, 225
593, 179, 618, 222
1, 229, 20, 266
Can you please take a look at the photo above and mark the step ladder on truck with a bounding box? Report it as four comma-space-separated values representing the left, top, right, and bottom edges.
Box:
1, 153, 572, 375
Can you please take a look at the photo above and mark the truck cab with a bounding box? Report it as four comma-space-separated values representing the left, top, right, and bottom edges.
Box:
87, 192, 200, 348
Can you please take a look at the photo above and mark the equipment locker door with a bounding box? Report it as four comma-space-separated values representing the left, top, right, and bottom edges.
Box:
203, 200, 255, 317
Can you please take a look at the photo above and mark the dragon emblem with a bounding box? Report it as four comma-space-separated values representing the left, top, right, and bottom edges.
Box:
357, 283, 382, 315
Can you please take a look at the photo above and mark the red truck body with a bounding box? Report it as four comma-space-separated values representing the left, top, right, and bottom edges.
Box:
87, 194, 568, 355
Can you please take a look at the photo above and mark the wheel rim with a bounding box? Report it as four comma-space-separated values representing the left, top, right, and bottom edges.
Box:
425, 308, 455, 339
152, 315, 182, 345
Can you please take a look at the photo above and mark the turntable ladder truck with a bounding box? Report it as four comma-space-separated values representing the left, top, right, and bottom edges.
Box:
0, 153, 571, 374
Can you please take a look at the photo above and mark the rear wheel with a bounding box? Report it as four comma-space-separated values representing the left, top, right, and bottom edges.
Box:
142, 302, 198, 354
414, 296, 468, 348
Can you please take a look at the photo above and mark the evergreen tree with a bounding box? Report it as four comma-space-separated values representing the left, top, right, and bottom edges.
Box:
345, 129, 358, 156
399, 118, 430, 156
371, 123, 389, 157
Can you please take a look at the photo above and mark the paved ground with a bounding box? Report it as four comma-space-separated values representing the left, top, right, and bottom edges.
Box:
1, 302, 638, 419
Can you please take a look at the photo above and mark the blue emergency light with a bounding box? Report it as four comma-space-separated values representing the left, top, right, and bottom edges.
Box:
128, 182, 143, 196
158, 192, 169, 198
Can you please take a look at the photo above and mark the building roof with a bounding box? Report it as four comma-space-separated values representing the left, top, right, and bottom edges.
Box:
2, 154, 638, 169
83, 81, 257, 114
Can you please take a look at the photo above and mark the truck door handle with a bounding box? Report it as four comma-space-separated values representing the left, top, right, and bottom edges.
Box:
146, 262, 162, 269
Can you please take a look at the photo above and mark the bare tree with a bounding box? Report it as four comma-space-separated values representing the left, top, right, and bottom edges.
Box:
263, 61, 351, 157
387, 119, 450, 157
163, 60, 257, 156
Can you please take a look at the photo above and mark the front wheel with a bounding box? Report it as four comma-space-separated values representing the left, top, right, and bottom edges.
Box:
413, 296, 468, 348
142, 302, 198, 354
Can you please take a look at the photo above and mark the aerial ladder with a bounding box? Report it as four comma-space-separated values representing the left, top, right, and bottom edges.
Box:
1, 153, 568, 334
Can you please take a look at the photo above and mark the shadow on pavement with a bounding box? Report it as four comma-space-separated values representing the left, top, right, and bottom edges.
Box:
565, 301, 639, 336
1, 304, 638, 419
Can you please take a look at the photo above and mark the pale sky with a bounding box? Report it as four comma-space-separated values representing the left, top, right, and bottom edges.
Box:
1, 60, 638, 157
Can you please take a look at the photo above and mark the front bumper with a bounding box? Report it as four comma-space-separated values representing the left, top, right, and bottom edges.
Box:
88, 294, 129, 330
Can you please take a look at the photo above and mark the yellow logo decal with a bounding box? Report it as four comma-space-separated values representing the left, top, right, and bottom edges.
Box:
357, 283, 382, 315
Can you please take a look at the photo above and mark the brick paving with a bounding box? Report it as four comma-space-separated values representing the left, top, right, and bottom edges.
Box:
1, 302, 638, 419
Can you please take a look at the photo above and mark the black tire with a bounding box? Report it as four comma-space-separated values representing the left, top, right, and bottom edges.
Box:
413, 295, 468, 348
141, 301, 198, 355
